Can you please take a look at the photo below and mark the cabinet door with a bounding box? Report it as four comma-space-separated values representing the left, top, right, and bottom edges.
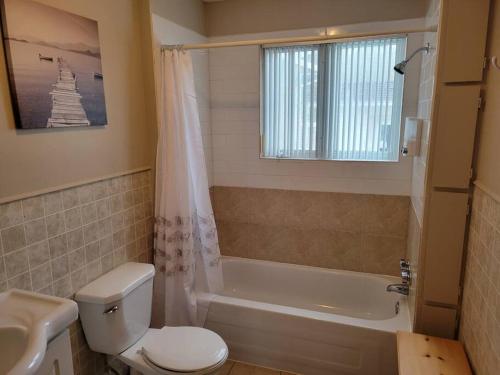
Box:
431, 84, 480, 189
422, 191, 468, 306
440, 0, 490, 83
420, 304, 457, 339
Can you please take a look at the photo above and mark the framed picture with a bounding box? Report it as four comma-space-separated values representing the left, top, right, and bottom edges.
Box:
0, 0, 107, 129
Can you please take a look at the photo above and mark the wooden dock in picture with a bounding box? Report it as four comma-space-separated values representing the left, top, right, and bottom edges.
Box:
47, 58, 90, 127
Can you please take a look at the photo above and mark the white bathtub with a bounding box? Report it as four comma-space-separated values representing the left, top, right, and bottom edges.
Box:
203, 256, 410, 375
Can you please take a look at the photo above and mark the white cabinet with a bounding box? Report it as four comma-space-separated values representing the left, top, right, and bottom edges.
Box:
35, 329, 74, 375
431, 84, 481, 188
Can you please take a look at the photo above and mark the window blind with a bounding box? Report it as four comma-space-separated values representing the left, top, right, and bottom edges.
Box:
262, 37, 406, 161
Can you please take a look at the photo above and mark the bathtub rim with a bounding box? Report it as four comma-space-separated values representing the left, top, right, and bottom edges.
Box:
208, 256, 412, 334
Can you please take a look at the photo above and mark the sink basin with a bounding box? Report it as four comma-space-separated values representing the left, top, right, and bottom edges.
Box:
0, 325, 29, 374
0, 289, 78, 375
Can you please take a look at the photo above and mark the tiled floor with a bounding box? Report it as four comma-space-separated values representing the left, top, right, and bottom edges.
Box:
216, 360, 297, 375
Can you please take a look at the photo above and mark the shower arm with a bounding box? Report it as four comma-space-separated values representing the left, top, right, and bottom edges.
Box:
403, 43, 431, 64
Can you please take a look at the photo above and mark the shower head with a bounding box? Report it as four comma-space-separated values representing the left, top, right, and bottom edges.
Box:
394, 43, 431, 75
394, 61, 407, 75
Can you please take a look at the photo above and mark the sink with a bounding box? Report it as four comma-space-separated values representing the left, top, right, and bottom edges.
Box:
0, 289, 78, 375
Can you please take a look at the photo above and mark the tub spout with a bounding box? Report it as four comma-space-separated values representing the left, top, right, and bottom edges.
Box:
386, 283, 409, 295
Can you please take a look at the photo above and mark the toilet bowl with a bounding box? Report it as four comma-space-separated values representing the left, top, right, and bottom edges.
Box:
74, 263, 228, 375
121, 327, 228, 375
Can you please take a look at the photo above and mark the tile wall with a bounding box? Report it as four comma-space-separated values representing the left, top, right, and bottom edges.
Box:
208, 38, 414, 196
406, 0, 440, 327
0, 169, 154, 375
212, 186, 409, 276
459, 186, 500, 374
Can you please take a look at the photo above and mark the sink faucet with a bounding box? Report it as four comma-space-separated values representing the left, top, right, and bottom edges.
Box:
386, 259, 411, 295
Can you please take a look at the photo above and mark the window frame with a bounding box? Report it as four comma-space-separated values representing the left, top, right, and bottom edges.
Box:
259, 35, 408, 163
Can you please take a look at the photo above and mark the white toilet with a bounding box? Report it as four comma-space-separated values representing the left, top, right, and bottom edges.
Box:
74, 262, 228, 375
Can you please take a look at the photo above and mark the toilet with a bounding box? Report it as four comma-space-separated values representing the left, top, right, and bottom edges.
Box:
74, 262, 228, 375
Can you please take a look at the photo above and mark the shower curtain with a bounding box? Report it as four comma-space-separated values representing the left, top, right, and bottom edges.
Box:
154, 49, 223, 327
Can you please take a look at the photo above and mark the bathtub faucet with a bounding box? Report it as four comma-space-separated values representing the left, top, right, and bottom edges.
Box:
386, 258, 411, 295
386, 283, 409, 295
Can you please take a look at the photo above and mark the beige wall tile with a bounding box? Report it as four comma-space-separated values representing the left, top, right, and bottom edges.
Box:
46, 212, 66, 238
24, 218, 47, 245
5, 249, 29, 278
0, 201, 23, 229
31, 262, 53, 290
0, 170, 153, 375
460, 186, 500, 375
64, 208, 83, 231
1, 225, 26, 253
62, 188, 80, 210
49, 235, 68, 258
213, 187, 408, 275
21, 196, 44, 221
27, 240, 50, 268
44, 192, 63, 215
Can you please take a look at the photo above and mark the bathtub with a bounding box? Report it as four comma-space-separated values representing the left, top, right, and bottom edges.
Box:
202, 256, 410, 375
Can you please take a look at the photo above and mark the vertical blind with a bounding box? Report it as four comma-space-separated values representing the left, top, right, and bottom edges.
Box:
262, 37, 406, 161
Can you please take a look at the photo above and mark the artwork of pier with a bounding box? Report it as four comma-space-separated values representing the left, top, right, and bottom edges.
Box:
47, 58, 90, 127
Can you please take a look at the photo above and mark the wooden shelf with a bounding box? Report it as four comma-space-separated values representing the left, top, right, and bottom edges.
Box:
397, 331, 472, 375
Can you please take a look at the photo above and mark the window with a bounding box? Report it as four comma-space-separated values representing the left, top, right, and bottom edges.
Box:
262, 37, 406, 161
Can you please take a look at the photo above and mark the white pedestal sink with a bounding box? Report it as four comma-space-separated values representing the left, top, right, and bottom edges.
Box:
0, 289, 78, 375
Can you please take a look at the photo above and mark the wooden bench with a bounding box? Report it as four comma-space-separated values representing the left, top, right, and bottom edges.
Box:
397, 331, 472, 375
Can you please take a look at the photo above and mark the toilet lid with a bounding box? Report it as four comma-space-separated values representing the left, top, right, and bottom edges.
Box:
140, 327, 228, 372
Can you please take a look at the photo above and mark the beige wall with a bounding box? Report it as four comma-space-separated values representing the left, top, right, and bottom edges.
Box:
150, 0, 206, 35
0, 0, 156, 201
476, 0, 500, 197
204, 0, 430, 36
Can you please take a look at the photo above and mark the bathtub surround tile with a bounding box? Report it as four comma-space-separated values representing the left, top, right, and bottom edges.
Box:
405, 205, 421, 329
212, 186, 409, 276
459, 186, 500, 375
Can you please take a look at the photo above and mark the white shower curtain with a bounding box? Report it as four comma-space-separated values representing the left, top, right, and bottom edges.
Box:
154, 49, 223, 327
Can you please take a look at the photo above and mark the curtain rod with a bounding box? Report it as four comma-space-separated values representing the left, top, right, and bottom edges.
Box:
161, 26, 437, 51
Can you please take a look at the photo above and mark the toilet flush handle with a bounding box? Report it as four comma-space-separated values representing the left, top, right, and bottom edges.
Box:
104, 305, 119, 314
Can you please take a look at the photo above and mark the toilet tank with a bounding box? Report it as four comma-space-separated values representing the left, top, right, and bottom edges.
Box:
75, 262, 155, 355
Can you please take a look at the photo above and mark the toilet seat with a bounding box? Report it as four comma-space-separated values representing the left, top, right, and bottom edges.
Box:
120, 327, 228, 375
